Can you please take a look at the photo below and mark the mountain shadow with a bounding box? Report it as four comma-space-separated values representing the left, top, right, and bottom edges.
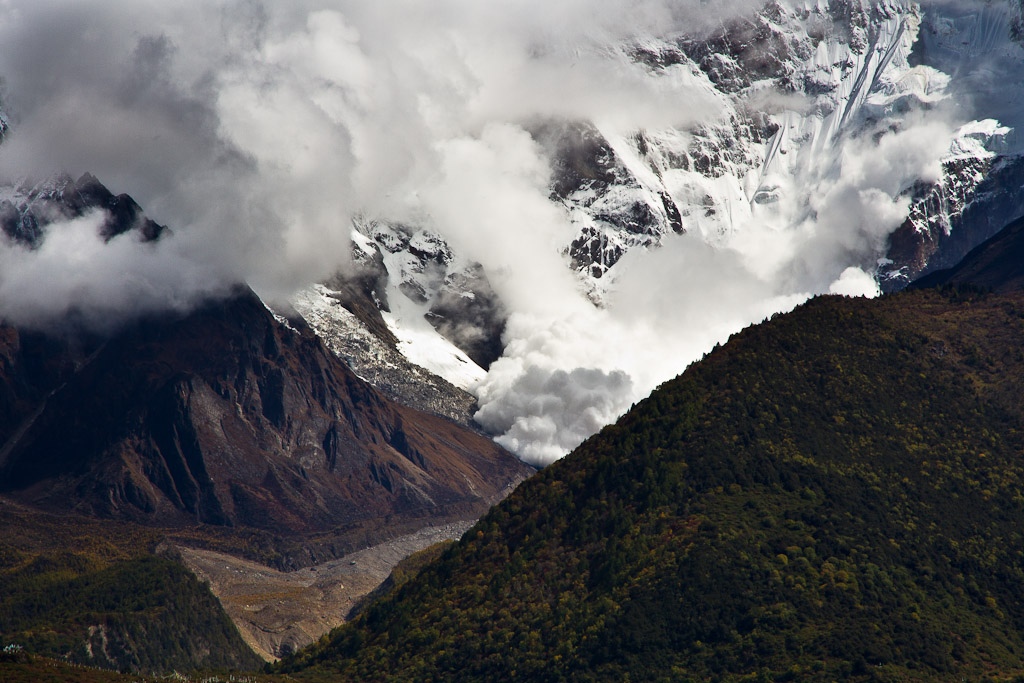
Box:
912, 213, 1024, 293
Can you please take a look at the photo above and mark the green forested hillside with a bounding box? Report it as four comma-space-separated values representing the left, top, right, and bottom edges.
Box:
0, 504, 262, 674
278, 288, 1024, 682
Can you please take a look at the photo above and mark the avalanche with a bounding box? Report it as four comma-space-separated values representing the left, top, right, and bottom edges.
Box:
295, 0, 1024, 464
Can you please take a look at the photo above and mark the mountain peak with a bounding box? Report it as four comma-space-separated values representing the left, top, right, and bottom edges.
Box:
0, 172, 166, 247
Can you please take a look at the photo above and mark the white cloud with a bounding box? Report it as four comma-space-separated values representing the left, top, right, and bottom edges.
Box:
0, 210, 229, 331
829, 267, 881, 298
0, 0, 1003, 464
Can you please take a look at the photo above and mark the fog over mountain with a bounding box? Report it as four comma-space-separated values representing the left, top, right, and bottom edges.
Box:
0, 0, 1021, 464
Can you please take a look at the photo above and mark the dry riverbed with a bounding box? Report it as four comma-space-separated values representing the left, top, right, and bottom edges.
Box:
178, 521, 473, 661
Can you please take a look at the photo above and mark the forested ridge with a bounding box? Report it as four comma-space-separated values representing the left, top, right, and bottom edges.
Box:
277, 287, 1024, 682
0, 503, 262, 674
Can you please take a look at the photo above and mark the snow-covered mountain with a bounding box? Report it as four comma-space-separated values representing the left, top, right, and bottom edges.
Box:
285, 0, 1024, 464
1, 0, 1022, 466
1, 172, 165, 246
549, 0, 1024, 294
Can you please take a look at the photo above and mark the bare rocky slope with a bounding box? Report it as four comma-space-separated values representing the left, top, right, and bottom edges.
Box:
0, 288, 532, 555
0, 287, 532, 671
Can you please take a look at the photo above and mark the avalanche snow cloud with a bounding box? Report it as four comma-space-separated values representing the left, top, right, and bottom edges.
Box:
0, 0, 1020, 464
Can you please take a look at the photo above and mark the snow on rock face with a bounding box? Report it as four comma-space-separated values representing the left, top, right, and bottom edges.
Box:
540, 0, 1024, 303
549, 0, 928, 293
878, 0, 1024, 289
358, 219, 507, 371
290, 219, 503, 405
289, 284, 481, 426
382, 306, 486, 390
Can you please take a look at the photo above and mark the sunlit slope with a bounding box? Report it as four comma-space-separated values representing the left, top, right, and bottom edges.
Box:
279, 287, 1024, 682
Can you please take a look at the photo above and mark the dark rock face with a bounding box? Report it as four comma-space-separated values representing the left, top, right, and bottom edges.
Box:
675, 2, 812, 94
73, 172, 166, 241
321, 243, 398, 350
912, 214, 1024, 293
0, 173, 166, 246
540, 120, 621, 201
883, 156, 1024, 292
0, 289, 533, 543
425, 263, 507, 370
535, 120, 681, 280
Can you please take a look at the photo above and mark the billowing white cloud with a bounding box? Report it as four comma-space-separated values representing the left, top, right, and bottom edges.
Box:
476, 364, 633, 465
829, 267, 881, 298
0, 210, 230, 331
0, 0, 1010, 464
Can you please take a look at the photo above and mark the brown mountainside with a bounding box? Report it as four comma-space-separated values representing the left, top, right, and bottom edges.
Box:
0, 289, 532, 558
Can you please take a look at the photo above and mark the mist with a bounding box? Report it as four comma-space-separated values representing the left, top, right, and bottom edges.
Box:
0, 0, 1015, 465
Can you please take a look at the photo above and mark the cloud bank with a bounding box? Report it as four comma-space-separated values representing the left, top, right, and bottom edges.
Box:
0, 0, 1012, 464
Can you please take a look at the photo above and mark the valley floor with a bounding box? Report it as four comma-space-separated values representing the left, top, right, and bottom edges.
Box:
178, 521, 473, 661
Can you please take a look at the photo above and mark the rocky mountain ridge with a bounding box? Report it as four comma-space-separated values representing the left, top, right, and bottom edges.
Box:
0, 174, 529, 556
0, 172, 165, 246
0, 289, 531, 555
